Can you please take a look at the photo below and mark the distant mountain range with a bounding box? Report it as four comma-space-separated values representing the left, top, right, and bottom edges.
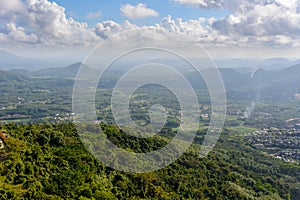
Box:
1, 49, 300, 72
0, 51, 300, 101
214, 58, 300, 73
1, 57, 300, 101
0, 50, 83, 71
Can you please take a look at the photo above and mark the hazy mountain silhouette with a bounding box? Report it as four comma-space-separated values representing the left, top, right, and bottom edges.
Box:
30, 62, 90, 79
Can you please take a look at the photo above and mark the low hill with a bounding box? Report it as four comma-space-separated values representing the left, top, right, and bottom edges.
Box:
0, 70, 31, 84
30, 62, 88, 79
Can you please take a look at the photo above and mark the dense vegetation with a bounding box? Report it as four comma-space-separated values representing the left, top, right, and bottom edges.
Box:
1, 64, 300, 199
0, 123, 299, 199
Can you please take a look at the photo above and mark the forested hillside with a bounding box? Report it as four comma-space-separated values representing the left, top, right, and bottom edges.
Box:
0, 124, 299, 199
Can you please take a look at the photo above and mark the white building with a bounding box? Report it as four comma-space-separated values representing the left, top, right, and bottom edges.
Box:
0, 139, 4, 149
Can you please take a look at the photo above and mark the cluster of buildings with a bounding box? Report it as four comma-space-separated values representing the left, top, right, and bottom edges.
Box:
284, 118, 300, 129
54, 113, 75, 121
245, 127, 300, 163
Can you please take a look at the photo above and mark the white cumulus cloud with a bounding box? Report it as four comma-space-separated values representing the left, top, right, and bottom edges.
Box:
159, 15, 231, 46
120, 3, 159, 19
0, 0, 99, 47
94, 20, 138, 39
172, 0, 300, 47
212, 0, 300, 47
173, 0, 223, 8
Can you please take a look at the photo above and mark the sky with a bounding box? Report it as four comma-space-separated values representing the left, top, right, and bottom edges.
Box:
49, 0, 230, 26
1, 0, 300, 58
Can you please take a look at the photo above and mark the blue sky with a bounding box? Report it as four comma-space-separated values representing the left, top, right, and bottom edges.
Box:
50, 0, 230, 26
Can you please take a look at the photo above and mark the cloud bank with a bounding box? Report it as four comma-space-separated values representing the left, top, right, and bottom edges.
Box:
0, 0, 300, 55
